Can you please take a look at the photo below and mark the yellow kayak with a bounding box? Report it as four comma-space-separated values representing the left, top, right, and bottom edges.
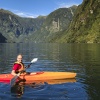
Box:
0, 71, 76, 83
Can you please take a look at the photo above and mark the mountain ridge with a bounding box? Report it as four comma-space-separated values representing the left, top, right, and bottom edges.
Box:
0, 0, 99, 43
26, 6, 77, 42
0, 8, 46, 42
52, 0, 100, 43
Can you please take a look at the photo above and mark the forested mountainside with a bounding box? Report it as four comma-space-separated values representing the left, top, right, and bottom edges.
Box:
1, 0, 99, 43
27, 6, 77, 42
0, 9, 46, 43
0, 6, 77, 43
52, 0, 100, 43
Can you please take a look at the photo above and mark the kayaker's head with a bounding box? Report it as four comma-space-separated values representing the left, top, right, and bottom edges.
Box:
17, 54, 23, 63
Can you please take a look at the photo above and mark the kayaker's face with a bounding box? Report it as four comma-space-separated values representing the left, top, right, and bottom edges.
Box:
17, 55, 23, 63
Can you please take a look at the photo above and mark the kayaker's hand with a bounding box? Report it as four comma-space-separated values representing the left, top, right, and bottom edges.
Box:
20, 70, 26, 73
17, 73, 20, 76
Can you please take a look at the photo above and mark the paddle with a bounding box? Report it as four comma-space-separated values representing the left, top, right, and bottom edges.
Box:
10, 58, 38, 86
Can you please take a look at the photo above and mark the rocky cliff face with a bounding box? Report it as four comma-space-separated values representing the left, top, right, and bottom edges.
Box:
27, 6, 77, 42
53, 0, 100, 43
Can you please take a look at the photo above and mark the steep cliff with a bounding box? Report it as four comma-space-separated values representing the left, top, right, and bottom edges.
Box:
27, 6, 77, 42
53, 0, 100, 43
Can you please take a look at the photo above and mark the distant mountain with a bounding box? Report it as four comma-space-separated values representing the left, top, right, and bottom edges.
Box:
52, 0, 100, 43
0, 6, 77, 43
0, 9, 46, 42
1, 0, 99, 43
27, 6, 77, 42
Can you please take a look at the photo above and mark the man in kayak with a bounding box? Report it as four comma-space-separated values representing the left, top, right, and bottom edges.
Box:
11, 54, 36, 76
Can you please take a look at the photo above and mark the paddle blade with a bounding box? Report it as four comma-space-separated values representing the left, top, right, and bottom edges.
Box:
10, 73, 20, 86
31, 58, 38, 63
10, 76, 18, 86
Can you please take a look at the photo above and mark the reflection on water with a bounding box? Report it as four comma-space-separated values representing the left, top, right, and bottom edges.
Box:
11, 84, 24, 98
11, 78, 76, 98
0, 43, 100, 99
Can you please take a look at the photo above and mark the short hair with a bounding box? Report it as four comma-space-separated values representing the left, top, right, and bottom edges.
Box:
17, 54, 23, 58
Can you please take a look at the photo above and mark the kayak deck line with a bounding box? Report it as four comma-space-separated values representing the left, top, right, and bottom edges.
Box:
0, 71, 76, 83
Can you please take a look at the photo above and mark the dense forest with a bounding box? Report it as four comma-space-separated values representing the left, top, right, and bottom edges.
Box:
0, 0, 100, 43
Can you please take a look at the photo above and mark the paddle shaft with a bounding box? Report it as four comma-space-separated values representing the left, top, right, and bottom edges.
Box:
25, 62, 33, 69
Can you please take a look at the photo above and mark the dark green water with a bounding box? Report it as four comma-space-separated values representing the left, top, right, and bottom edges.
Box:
0, 43, 100, 100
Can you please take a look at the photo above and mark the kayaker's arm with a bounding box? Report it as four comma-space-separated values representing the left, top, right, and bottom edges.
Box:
11, 70, 27, 76
11, 70, 17, 76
